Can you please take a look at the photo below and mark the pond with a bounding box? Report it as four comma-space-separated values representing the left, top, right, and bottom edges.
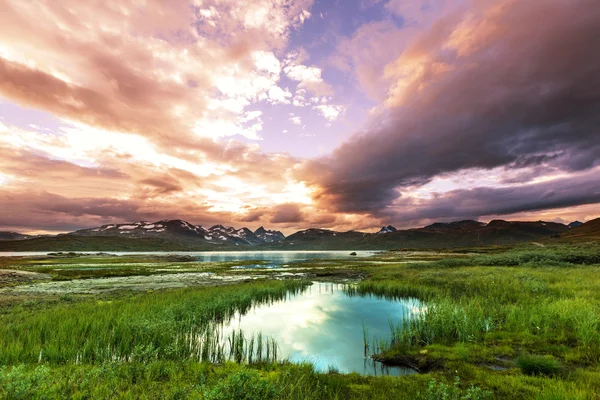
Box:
221, 282, 420, 376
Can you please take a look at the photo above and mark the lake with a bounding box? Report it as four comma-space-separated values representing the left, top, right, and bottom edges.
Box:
0, 250, 379, 262
220, 282, 419, 376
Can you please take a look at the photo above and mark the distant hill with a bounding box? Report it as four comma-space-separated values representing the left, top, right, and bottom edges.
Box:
568, 221, 584, 228
0, 218, 591, 252
0, 232, 33, 241
549, 218, 600, 242
272, 228, 367, 250
0, 235, 203, 252
268, 220, 569, 250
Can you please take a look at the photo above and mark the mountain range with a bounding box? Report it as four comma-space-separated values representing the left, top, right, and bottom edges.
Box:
66, 220, 285, 247
0, 232, 34, 241
0, 218, 597, 251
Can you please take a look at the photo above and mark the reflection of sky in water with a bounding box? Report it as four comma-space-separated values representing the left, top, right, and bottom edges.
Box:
194, 250, 379, 263
0, 250, 380, 262
223, 282, 419, 376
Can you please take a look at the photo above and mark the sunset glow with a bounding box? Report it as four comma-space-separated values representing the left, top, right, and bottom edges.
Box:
1, 0, 599, 234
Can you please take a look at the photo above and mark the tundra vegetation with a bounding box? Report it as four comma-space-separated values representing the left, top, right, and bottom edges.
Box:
0, 243, 599, 399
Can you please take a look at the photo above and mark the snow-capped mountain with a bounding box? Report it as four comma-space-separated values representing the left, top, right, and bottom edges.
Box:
207, 225, 267, 246
71, 220, 207, 238
69, 220, 285, 246
254, 227, 286, 243
377, 225, 398, 234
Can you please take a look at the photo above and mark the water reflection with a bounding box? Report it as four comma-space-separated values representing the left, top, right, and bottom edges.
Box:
0, 250, 379, 262
193, 250, 378, 263
222, 282, 419, 376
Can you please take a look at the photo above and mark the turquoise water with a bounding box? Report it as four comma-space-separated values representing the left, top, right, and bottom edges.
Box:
222, 282, 420, 376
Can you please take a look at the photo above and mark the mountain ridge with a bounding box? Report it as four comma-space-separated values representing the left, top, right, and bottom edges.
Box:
1, 218, 596, 251
0, 231, 34, 241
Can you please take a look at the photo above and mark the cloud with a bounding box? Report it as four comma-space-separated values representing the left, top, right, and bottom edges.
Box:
300, 0, 600, 219
289, 114, 302, 125
0, 118, 310, 233
2, 0, 599, 234
314, 104, 346, 121
284, 51, 333, 96
267, 86, 293, 104
384, 0, 455, 25
0, 0, 337, 233
269, 203, 305, 223
387, 168, 600, 226
330, 21, 413, 100
0, 0, 315, 150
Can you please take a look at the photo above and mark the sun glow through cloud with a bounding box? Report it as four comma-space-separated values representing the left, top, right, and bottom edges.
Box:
0, 0, 598, 233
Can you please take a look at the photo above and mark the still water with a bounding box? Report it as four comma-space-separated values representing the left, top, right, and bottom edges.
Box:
0, 250, 379, 263
222, 282, 419, 376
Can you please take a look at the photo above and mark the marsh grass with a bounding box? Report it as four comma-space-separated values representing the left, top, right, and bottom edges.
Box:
0, 280, 308, 365
2, 245, 600, 399
356, 246, 600, 365
515, 355, 562, 376
422, 376, 492, 400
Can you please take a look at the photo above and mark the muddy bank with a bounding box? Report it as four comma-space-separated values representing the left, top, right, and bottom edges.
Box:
0, 271, 307, 295
0, 269, 51, 287
373, 352, 444, 373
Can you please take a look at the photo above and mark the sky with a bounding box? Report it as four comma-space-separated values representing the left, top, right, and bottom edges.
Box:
0, 0, 599, 235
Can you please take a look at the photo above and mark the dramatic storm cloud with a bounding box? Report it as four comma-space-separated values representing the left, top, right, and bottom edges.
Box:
299, 0, 600, 225
0, 0, 598, 233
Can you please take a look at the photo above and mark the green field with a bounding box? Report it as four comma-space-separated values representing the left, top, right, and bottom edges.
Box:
1, 244, 599, 399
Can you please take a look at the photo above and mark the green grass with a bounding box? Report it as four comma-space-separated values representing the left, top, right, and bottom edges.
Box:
1, 244, 600, 399
0, 281, 308, 365
347, 245, 600, 398
0, 360, 490, 400
516, 355, 562, 377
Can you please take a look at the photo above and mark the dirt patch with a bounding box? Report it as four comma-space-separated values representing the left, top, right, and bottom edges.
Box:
373, 353, 444, 373
0, 271, 308, 295
310, 269, 366, 282
0, 269, 51, 287
478, 362, 510, 371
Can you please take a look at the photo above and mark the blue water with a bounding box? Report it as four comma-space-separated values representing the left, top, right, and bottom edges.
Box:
0, 250, 379, 264
223, 282, 420, 376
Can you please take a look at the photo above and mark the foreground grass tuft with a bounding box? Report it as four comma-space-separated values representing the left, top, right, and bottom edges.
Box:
422, 377, 491, 400
203, 370, 279, 400
516, 355, 562, 377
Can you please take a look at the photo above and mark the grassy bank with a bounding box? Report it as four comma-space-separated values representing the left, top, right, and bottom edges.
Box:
352, 245, 600, 398
1, 245, 599, 399
0, 281, 309, 365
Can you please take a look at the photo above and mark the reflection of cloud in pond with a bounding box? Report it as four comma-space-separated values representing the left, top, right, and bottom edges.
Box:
223, 282, 419, 376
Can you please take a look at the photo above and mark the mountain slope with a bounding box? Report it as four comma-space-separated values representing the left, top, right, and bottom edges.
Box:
71, 220, 209, 239
271, 220, 570, 250
363, 220, 568, 249
69, 220, 285, 247
268, 229, 367, 250
550, 218, 600, 242
0, 235, 209, 252
0, 219, 587, 252
0, 232, 33, 241
254, 227, 285, 243
0, 220, 286, 251
378, 225, 397, 234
